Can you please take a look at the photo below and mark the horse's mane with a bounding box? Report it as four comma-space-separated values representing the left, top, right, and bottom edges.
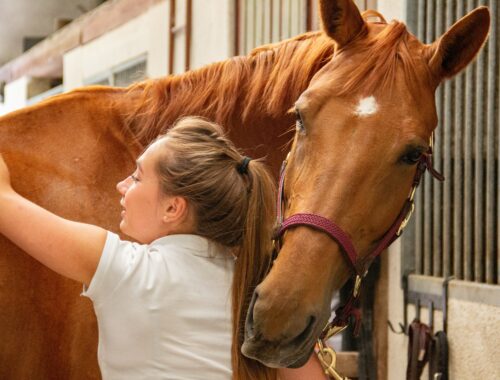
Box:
125, 18, 429, 146
125, 31, 334, 146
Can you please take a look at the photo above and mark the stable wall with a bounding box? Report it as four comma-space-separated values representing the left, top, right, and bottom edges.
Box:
0, 0, 102, 66
378, 1, 500, 378
190, 0, 233, 70
63, 1, 169, 90
387, 244, 500, 379
2, 0, 234, 115
63, 0, 233, 91
2, 77, 29, 115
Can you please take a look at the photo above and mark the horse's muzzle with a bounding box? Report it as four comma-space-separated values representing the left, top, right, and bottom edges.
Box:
241, 288, 324, 368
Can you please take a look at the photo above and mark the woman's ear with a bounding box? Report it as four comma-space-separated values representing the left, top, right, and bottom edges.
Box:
161, 196, 189, 224
427, 6, 490, 81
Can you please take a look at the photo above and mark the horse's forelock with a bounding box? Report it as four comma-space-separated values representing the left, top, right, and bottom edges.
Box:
331, 21, 434, 97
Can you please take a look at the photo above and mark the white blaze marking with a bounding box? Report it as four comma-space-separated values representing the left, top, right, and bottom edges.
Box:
355, 96, 378, 117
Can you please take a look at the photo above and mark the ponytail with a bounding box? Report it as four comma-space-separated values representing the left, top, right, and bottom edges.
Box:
231, 161, 277, 380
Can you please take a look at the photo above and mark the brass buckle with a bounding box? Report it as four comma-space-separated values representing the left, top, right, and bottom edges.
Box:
322, 324, 348, 341
316, 339, 351, 380
397, 202, 415, 236
353, 275, 362, 298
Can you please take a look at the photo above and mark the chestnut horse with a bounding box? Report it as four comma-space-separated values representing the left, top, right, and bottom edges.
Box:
241, 0, 490, 370
0, 0, 489, 378
0, 15, 331, 380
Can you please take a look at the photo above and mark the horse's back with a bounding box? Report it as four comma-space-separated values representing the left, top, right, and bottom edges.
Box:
0, 87, 139, 379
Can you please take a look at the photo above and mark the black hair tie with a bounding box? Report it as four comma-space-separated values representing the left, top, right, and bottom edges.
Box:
237, 156, 252, 174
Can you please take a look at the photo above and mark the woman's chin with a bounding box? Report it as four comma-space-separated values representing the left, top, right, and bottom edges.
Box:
118, 221, 127, 234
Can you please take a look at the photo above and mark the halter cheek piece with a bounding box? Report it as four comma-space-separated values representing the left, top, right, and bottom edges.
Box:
272, 134, 444, 379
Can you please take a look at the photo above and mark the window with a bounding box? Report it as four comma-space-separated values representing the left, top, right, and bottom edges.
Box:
85, 54, 147, 87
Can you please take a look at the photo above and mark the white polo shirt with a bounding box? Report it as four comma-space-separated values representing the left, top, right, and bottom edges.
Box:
83, 232, 234, 380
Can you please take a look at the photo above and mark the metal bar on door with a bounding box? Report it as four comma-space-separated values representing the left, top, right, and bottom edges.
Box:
453, 0, 465, 280
463, 0, 476, 281
442, 0, 455, 279
424, 0, 435, 276
414, 0, 427, 275
474, 0, 487, 282
433, 0, 445, 277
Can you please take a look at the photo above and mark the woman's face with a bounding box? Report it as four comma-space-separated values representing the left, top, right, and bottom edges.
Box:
116, 140, 169, 243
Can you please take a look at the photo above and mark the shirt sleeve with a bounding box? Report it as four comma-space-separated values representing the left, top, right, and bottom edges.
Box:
82, 231, 145, 306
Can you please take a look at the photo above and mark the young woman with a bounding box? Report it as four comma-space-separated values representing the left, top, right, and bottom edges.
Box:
0, 117, 326, 379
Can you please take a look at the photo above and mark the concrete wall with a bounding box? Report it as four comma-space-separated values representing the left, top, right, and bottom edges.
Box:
447, 296, 500, 379
191, 0, 233, 70
2, 0, 234, 114
63, 1, 169, 90
163, 0, 233, 73
376, 0, 405, 23
0, 76, 58, 116
63, 0, 233, 90
0, 0, 102, 66
2, 76, 29, 115
387, 261, 500, 379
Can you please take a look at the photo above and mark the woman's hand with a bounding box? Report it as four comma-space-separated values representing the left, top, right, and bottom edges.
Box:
0, 153, 13, 194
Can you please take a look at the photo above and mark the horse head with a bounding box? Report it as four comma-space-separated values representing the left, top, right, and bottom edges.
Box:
242, 0, 490, 368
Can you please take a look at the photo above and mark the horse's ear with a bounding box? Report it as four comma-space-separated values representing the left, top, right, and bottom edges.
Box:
428, 6, 490, 80
319, 0, 366, 47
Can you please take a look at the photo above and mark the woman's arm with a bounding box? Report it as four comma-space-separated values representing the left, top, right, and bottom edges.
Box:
0, 154, 106, 286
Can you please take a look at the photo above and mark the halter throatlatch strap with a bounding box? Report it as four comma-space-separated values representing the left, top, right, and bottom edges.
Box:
271, 136, 443, 379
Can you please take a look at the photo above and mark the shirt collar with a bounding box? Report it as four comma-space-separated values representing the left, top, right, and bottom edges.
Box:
150, 234, 232, 258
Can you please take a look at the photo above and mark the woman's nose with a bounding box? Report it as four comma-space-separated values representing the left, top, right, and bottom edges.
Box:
116, 178, 129, 194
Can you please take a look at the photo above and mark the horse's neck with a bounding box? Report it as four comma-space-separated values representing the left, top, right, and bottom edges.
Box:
128, 32, 333, 148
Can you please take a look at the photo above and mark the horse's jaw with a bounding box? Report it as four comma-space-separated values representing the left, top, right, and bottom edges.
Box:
241, 234, 349, 367
242, 295, 332, 368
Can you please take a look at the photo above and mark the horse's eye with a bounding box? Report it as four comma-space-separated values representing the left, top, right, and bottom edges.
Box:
400, 149, 424, 165
295, 109, 305, 133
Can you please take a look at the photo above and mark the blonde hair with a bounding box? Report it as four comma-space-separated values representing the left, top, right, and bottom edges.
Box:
155, 117, 277, 380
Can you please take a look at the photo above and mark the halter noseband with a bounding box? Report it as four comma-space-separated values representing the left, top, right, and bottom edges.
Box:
271, 135, 444, 378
